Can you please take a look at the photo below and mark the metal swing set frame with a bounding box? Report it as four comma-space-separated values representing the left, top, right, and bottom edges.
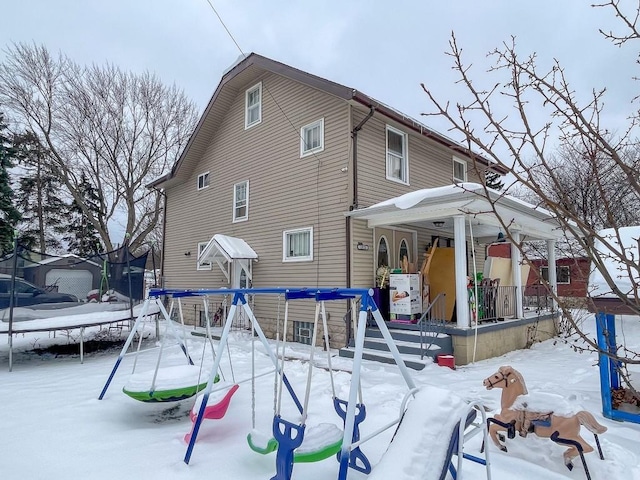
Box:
98, 287, 418, 480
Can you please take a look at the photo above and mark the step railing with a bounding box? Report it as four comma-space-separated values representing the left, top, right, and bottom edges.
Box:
418, 293, 446, 359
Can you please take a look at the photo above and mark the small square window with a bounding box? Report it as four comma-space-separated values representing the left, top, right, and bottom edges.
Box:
453, 157, 467, 183
233, 181, 249, 222
300, 118, 324, 157
197, 241, 212, 270
245, 82, 262, 129
197, 172, 210, 190
386, 126, 408, 184
283, 227, 313, 262
294, 321, 314, 345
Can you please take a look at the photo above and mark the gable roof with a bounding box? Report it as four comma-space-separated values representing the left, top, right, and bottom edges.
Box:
149, 53, 507, 189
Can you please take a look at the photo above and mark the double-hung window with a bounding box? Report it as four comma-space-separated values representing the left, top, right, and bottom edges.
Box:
233, 181, 249, 222
283, 227, 313, 262
300, 118, 324, 157
245, 82, 262, 129
386, 125, 408, 184
453, 157, 467, 183
197, 172, 210, 190
197, 241, 212, 270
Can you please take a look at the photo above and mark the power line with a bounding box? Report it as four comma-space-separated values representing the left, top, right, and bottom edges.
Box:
201, 1, 326, 286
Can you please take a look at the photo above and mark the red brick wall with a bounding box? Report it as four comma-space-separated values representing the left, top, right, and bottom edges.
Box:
487, 243, 590, 298
526, 257, 590, 298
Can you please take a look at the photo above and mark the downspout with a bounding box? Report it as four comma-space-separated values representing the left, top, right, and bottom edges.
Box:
351, 105, 375, 211
346, 105, 375, 287
151, 185, 167, 289
345, 104, 374, 346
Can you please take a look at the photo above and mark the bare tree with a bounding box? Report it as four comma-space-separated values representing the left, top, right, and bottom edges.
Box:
420, 1, 640, 375
0, 43, 199, 253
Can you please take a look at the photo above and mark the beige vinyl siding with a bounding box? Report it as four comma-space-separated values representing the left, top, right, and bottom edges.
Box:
351, 218, 375, 288
352, 108, 481, 208
163, 72, 352, 346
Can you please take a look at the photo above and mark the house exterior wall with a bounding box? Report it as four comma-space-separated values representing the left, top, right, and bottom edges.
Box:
162, 72, 352, 346
351, 108, 482, 210
161, 59, 497, 348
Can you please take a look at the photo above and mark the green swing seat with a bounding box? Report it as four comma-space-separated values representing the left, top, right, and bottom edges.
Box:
247, 423, 343, 462
122, 365, 214, 403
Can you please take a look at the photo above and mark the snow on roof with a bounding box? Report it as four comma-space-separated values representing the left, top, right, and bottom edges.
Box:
365, 182, 554, 217
589, 226, 640, 299
200, 234, 257, 262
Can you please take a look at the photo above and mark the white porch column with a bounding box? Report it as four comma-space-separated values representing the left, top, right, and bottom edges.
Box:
547, 239, 557, 312
453, 215, 469, 328
511, 231, 524, 319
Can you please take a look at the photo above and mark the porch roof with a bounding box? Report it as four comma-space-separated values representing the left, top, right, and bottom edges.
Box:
347, 183, 565, 242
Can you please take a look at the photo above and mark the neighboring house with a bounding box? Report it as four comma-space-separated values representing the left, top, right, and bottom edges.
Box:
151, 53, 563, 365
0, 254, 102, 301
526, 257, 590, 299
488, 242, 590, 299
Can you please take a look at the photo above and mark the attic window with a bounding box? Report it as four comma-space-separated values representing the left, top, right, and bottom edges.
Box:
453, 157, 467, 183
245, 82, 262, 129
198, 172, 210, 190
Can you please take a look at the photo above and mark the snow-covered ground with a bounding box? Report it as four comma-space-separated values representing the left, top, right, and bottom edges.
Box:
1, 312, 639, 480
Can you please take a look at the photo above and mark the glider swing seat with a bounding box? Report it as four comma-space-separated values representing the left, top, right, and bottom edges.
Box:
270, 290, 372, 480
99, 294, 205, 403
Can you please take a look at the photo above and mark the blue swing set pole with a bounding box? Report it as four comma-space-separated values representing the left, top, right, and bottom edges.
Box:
184, 291, 305, 465
98, 298, 152, 400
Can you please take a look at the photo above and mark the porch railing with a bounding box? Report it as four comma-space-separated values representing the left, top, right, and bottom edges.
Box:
523, 284, 554, 313
471, 285, 517, 322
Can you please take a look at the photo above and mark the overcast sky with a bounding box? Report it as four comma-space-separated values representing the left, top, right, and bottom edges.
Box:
2, 0, 637, 141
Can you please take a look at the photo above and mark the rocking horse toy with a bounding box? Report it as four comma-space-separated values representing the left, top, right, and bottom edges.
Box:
482, 366, 607, 479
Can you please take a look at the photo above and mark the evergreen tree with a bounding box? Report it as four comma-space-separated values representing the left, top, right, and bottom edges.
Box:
63, 172, 103, 257
13, 131, 66, 253
485, 170, 504, 191
0, 113, 21, 256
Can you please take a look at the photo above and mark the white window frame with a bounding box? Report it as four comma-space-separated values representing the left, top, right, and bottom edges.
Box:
453, 157, 468, 183
245, 82, 262, 129
197, 172, 210, 190
197, 241, 212, 271
233, 180, 249, 223
385, 125, 409, 184
300, 118, 325, 157
282, 227, 313, 262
